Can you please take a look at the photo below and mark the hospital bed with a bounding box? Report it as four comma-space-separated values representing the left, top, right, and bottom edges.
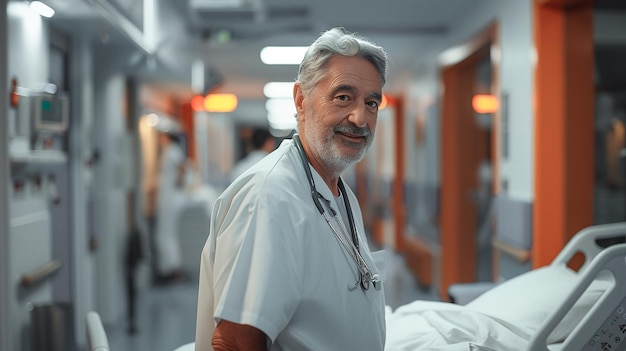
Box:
175, 222, 626, 351
386, 221, 626, 351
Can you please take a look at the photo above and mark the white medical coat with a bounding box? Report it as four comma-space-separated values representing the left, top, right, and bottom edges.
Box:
195, 139, 386, 350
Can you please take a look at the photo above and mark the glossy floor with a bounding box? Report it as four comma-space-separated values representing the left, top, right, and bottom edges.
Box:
105, 249, 440, 351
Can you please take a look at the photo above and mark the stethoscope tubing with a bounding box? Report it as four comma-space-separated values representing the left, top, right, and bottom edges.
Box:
292, 134, 379, 290
320, 206, 379, 290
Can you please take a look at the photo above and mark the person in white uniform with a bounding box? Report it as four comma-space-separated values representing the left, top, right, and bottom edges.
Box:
229, 127, 276, 183
155, 131, 187, 282
195, 27, 389, 350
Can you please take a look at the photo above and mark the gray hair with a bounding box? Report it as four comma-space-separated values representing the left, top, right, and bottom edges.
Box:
296, 27, 388, 94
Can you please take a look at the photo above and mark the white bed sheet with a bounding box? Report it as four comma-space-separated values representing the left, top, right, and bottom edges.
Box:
385, 301, 531, 351
384, 223, 626, 351
384, 269, 610, 350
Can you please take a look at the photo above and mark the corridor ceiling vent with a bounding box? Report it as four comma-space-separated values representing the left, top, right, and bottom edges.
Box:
260, 47, 307, 65
30, 1, 55, 18
188, 0, 310, 40
190, 0, 262, 11
472, 94, 498, 114
189, 0, 264, 25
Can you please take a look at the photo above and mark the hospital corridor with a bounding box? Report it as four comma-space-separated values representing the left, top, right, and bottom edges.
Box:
2, 0, 626, 350
104, 246, 439, 351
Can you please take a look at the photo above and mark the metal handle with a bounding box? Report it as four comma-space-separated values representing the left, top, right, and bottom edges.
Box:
492, 239, 530, 263
19, 259, 62, 288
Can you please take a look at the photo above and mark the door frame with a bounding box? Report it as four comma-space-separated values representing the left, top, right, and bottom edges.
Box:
439, 22, 501, 299
532, 0, 595, 267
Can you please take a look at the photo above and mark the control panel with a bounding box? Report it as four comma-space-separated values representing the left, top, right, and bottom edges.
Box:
9, 86, 69, 175
583, 295, 626, 351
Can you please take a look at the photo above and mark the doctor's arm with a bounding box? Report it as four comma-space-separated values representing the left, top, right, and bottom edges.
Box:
212, 320, 269, 351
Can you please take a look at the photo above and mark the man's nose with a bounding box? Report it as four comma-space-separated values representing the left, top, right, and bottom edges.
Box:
347, 104, 370, 128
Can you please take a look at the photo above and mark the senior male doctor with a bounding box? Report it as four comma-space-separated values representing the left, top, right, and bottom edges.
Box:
195, 27, 389, 351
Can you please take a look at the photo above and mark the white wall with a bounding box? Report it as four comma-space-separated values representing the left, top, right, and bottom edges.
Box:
492, 0, 534, 200
69, 32, 96, 348
0, 1, 10, 350
92, 43, 136, 325
6, 3, 48, 91
6, 3, 55, 351
404, 0, 534, 202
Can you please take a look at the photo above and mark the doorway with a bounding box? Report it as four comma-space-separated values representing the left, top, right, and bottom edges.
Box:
593, 0, 626, 225
439, 23, 499, 299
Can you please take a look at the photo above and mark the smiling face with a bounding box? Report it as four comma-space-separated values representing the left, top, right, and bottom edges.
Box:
295, 54, 383, 183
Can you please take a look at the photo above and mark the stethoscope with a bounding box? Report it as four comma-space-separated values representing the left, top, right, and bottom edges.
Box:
293, 134, 380, 291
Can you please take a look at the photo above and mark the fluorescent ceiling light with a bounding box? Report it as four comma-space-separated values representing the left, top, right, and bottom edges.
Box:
263, 82, 294, 98
190, 0, 253, 10
260, 46, 308, 65
266, 98, 296, 130
267, 112, 297, 131
30, 1, 55, 18
265, 98, 295, 113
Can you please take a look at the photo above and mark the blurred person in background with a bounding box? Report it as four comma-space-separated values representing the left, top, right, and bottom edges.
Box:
229, 127, 276, 183
154, 130, 188, 284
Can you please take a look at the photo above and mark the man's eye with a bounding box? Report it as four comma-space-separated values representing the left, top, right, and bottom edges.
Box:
367, 101, 379, 108
336, 95, 349, 101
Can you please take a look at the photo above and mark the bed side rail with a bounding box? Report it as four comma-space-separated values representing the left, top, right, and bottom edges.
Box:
526, 243, 626, 351
551, 222, 626, 272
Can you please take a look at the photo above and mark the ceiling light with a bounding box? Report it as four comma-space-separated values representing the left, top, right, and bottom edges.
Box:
191, 95, 205, 112
267, 112, 297, 131
263, 82, 294, 98
204, 93, 238, 112
266, 98, 296, 130
30, 1, 55, 18
265, 98, 295, 113
260, 46, 308, 65
472, 94, 498, 114
380, 95, 388, 110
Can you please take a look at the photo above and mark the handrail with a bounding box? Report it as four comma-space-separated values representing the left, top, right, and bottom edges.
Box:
493, 239, 531, 263
19, 259, 62, 288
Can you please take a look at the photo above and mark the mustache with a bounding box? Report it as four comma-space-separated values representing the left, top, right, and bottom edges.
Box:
334, 125, 370, 137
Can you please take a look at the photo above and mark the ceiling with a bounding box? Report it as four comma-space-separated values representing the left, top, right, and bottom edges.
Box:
42, 0, 626, 121
45, 0, 476, 99
179, 0, 477, 98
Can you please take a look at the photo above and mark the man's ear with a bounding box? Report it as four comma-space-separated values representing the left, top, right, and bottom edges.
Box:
293, 82, 305, 117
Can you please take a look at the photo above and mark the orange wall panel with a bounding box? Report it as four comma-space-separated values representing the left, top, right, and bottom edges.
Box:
532, 1, 594, 267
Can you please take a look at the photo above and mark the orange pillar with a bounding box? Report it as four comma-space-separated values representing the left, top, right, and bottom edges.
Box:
179, 102, 196, 161
440, 65, 478, 299
533, 0, 595, 267
391, 96, 406, 251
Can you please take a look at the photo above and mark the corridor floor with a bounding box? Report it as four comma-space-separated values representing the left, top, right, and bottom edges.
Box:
106, 249, 440, 351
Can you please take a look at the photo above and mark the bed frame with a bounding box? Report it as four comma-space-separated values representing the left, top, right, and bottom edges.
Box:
526, 222, 626, 351
86, 311, 110, 351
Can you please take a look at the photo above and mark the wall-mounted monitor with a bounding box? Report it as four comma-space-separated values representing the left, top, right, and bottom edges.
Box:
32, 92, 69, 133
